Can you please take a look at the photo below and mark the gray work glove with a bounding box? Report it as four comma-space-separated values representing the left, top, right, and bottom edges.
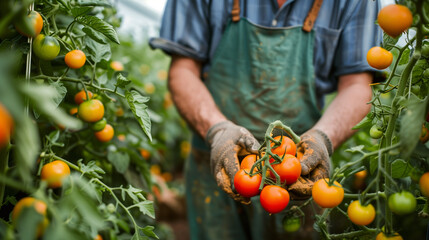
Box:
288, 129, 333, 199
206, 121, 260, 204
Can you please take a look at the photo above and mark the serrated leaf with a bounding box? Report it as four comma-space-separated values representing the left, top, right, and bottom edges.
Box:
391, 159, 413, 178
126, 90, 152, 141
382, 33, 399, 51
82, 26, 107, 44
369, 156, 378, 175
411, 59, 429, 82
71, 7, 92, 17
115, 73, 131, 89
76, 15, 119, 44
84, 37, 111, 63
399, 96, 428, 158
107, 149, 130, 174
140, 226, 158, 238
78, 160, 105, 178
398, 48, 410, 65
20, 83, 82, 130
135, 200, 155, 219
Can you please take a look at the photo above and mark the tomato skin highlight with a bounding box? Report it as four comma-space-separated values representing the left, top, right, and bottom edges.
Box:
347, 201, 376, 226
270, 154, 301, 185
388, 191, 416, 215
41, 160, 71, 188
33, 34, 60, 61
312, 178, 344, 208
233, 169, 262, 197
260, 185, 290, 214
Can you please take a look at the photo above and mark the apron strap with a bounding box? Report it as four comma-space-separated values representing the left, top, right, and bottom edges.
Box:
231, 0, 323, 31
232, 0, 240, 22
302, 0, 323, 32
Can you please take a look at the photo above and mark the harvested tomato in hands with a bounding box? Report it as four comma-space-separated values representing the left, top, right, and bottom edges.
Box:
234, 169, 262, 198
270, 154, 301, 185
260, 185, 290, 214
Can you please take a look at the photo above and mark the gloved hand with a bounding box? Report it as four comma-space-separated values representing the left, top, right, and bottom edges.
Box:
206, 121, 260, 204
288, 129, 333, 199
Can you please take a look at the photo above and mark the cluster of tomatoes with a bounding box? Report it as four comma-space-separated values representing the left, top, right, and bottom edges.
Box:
70, 89, 114, 143
20, 11, 86, 69
366, 4, 413, 70
233, 135, 300, 214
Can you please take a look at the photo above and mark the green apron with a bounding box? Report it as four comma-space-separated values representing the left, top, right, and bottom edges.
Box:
186, 1, 323, 239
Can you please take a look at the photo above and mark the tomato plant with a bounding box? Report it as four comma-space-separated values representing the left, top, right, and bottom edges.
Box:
347, 200, 376, 226
233, 169, 262, 197
259, 185, 290, 214
270, 135, 296, 157
40, 160, 71, 188
388, 191, 417, 215
32, 34, 60, 61
377, 4, 413, 37
370, 124, 383, 139
15, 10, 43, 38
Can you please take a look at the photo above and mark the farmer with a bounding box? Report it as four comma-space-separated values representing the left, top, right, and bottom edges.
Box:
150, 0, 382, 239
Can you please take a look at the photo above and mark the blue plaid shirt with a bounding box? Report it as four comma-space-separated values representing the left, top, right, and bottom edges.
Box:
149, 0, 383, 96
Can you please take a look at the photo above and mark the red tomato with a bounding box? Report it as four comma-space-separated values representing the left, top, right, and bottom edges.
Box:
240, 154, 257, 169
270, 154, 301, 185
260, 185, 290, 214
270, 135, 296, 157
233, 169, 262, 198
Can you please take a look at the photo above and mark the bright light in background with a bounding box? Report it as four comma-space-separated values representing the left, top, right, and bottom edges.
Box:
116, 0, 167, 42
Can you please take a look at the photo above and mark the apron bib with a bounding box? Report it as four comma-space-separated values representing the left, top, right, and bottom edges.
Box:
186, 1, 323, 239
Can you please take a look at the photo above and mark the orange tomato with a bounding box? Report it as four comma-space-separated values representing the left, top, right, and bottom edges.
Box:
347, 200, 375, 226
15, 11, 43, 38
65, 50, 86, 69
78, 99, 104, 123
367, 47, 393, 70
69, 107, 78, 116
0, 103, 13, 148
12, 197, 48, 237
377, 4, 412, 37
110, 61, 124, 71
270, 154, 301, 185
420, 125, 429, 143
94, 234, 103, 240
419, 172, 429, 197
376, 232, 403, 240
270, 135, 296, 157
312, 178, 344, 208
74, 90, 93, 105
140, 148, 151, 160
41, 160, 71, 188
240, 154, 258, 169
94, 124, 114, 142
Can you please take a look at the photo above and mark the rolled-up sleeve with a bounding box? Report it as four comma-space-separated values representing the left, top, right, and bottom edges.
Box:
333, 0, 383, 77
149, 0, 210, 61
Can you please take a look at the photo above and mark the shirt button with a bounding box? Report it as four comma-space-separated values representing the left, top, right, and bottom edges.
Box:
272, 19, 277, 26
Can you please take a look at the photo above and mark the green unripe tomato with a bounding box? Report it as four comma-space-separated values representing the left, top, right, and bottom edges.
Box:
91, 118, 107, 132
422, 44, 429, 58
423, 68, 429, 79
388, 191, 416, 215
369, 125, 383, 139
411, 85, 420, 96
33, 34, 60, 61
282, 217, 301, 233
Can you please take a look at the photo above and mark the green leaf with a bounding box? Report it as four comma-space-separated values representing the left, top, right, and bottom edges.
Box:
352, 114, 374, 130
369, 156, 378, 175
71, 7, 92, 17
399, 96, 428, 158
135, 200, 155, 219
78, 160, 105, 178
411, 59, 429, 83
382, 33, 399, 51
84, 37, 111, 63
14, 117, 40, 183
82, 26, 107, 44
391, 159, 413, 178
140, 226, 158, 239
398, 48, 410, 65
126, 90, 152, 141
115, 73, 131, 89
15, 207, 45, 240
76, 15, 119, 44
107, 149, 130, 174
20, 83, 82, 130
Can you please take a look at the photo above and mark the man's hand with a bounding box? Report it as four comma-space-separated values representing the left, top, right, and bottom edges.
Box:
206, 121, 260, 204
288, 129, 333, 199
